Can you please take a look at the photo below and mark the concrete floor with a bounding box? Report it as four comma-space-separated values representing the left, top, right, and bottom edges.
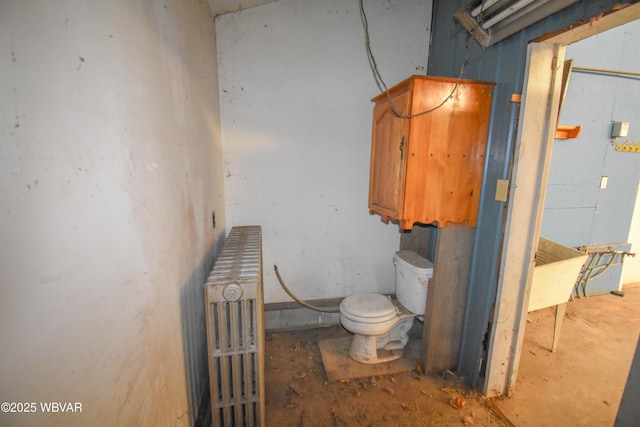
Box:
494, 285, 640, 426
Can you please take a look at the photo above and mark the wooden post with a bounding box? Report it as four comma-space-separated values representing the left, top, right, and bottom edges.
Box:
421, 226, 475, 373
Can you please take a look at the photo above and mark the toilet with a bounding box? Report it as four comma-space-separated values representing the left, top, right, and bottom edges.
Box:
339, 250, 434, 364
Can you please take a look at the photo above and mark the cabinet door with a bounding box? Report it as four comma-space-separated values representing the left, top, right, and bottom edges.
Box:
368, 89, 411, 221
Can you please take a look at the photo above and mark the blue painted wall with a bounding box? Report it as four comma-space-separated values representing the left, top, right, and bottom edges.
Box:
541, 21, 640, 294
428, 0, 628, 387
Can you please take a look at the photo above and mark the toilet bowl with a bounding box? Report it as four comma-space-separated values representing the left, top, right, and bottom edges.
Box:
339, 251, 433, 364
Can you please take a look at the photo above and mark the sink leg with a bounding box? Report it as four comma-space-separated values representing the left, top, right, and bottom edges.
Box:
552, 303, 567, 352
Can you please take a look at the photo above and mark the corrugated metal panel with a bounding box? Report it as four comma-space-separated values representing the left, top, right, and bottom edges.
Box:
182, 247, 216, 426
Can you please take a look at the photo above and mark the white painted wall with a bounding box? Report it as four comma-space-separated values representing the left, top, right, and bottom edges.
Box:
217, 0, 432, 302
0, 0, 224, 425
208, 0, 278, 16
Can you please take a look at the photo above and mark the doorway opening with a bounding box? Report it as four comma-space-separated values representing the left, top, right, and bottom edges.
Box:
484, 3, 640, 397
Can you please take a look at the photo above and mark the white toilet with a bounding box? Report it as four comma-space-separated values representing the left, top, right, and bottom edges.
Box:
339, 250, 434, 364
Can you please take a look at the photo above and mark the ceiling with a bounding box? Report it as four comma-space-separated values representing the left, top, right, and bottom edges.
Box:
207, 0, 279, 17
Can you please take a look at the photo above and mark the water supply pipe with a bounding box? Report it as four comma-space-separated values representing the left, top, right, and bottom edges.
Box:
273, 265, 340, 313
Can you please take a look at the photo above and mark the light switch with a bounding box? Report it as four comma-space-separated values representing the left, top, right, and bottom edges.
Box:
600, 176, 608, 189
496, 179, 509, 202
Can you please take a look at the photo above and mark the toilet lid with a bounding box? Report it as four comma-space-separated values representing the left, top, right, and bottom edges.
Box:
340, 293, 397, 322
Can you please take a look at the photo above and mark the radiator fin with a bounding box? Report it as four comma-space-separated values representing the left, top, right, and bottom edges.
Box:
205, 226, 264, 427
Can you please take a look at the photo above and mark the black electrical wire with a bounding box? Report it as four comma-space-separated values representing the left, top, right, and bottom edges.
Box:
359, 0, 472, 119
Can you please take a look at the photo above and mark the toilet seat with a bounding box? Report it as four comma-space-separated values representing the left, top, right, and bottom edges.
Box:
340, 293, 397, 323
339, 293, 400, 336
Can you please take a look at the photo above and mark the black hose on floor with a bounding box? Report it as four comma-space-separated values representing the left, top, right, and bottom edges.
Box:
273, 264, 340, 313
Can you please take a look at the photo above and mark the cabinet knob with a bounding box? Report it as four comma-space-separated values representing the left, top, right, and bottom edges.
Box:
399, 136, 405, 160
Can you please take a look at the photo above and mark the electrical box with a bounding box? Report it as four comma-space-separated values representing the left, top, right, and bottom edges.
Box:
495, 179, 509, 202
611, 122, 629, 138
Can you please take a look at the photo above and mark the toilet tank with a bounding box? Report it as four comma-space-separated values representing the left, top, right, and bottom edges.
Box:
393, 250, 434, 315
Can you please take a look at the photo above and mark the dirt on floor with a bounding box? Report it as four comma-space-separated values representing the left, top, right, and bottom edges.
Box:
264, 287, 640, 426
265, 325, 507, 427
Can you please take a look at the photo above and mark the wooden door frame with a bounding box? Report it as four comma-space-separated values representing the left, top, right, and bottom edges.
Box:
483, 3, 640, 397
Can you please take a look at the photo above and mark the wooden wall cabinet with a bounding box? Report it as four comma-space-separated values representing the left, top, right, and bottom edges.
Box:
368, 75, 494, 230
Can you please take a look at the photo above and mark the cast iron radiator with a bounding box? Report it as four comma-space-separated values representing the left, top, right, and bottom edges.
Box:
205, 226, 265, 426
